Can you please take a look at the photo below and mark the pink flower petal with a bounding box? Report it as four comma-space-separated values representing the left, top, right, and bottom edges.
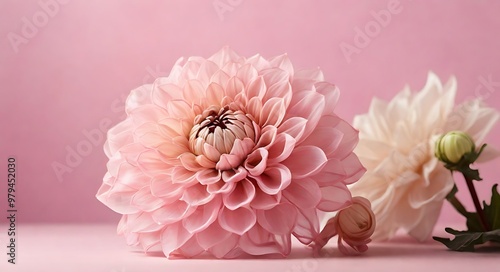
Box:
216, 138, 254, 170
137, 231, 162, 252
283, 177, 321, 209
137, 149, 170, 176
180, 184, 214, 206
196, 220, 232, 250
255, 126, 277, 149
127, 212, 165, 232
117, 217, 139, 245
183, 79, 206, 106
152, 83, 180, 109
283, 146, 327, 179
267, 80, 292, 107
182, 196, 222, 233
313, 168, 345, 188
115, 143, 147, 166
330, 118, 359, 160
115, 167, 151, 190
150, 175, 185, 199
128, 104, 167, 125
210, 69, 230, 89
232, 137, 255, 155
208, 46, 241, 67
259, 97, 286, 127
205, 82, 225, 107
158, 137, 190, 159
177, 58, 202, 84
96, 183, 138, 214
196, 169, 221, 185
260, 68, 290, 101
152, 200, 194, 225
236, 63, 258, 86
125, 84, 154, 112
316, 153, 365, 187
166, 99, 195, 121
291, 207, 319, 244
196, 60, 220, 87
173, 236, 205, 258
221, 166, 248, 183
178, 153, 203, 172
314, 82, 340, 115
158, 117, 191, 138
267, 133, 296, 163
244, 148, 268, 176
216, 153, 241, 171
253, 164, 291, 195
131, 186, 166, 212
257, 203, 297, 235
171, 166, 197, 184
225, 76, 245, 99
134, 122, 165, 148
277, 117, 307, 141
246, 76, 266, 100
251, 187, 281, 210
339, 153, 366, 184
292, 68, 324, 91
239, 224, 291, 256
269, 54, 294, 78
208, 234, 240, 258
246, 54, 271, 71
246, 97, 263, 124
104, 119, 134, 157
156, 75, 184, 93
223, 179, 256, 210
317, 183, 352, 212
195, 154, 216, 168
207, 180, 235, 194
286, 91, 325, 143
161, 222, 193, 258
300, 127, 343, 157
218, 206, 256, 235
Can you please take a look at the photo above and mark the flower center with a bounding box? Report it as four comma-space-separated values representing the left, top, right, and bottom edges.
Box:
189, 105, 255, 155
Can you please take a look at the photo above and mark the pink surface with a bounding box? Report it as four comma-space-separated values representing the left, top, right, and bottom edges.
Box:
0, 224, 498, 271
1, 0, 500, 227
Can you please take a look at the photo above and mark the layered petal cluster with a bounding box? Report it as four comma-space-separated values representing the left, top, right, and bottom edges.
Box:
311, 197, 375, 256
350, 72, 499, 241
96, 47, 365, 258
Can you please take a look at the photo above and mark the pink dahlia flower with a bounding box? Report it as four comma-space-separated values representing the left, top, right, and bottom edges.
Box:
96, 47, 365, 258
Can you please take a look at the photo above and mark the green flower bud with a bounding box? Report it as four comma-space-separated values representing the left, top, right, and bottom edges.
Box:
435, 131, 476, 164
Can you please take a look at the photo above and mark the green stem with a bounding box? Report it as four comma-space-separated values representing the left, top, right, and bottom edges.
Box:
463, 173, 491, 231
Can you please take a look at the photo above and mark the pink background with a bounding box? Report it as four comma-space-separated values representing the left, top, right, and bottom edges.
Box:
1, 0, 500, 225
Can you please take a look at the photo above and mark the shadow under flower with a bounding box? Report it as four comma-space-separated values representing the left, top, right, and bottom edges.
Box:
129, 236, 500, 260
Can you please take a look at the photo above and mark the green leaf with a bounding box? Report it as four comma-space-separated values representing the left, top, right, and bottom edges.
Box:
465, 212, 484, 233
483, 184, 500, 230
463, 184, 500, 232
436, 185, 500, 251
443, 144, 487, 181
433, 228, 500, 252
